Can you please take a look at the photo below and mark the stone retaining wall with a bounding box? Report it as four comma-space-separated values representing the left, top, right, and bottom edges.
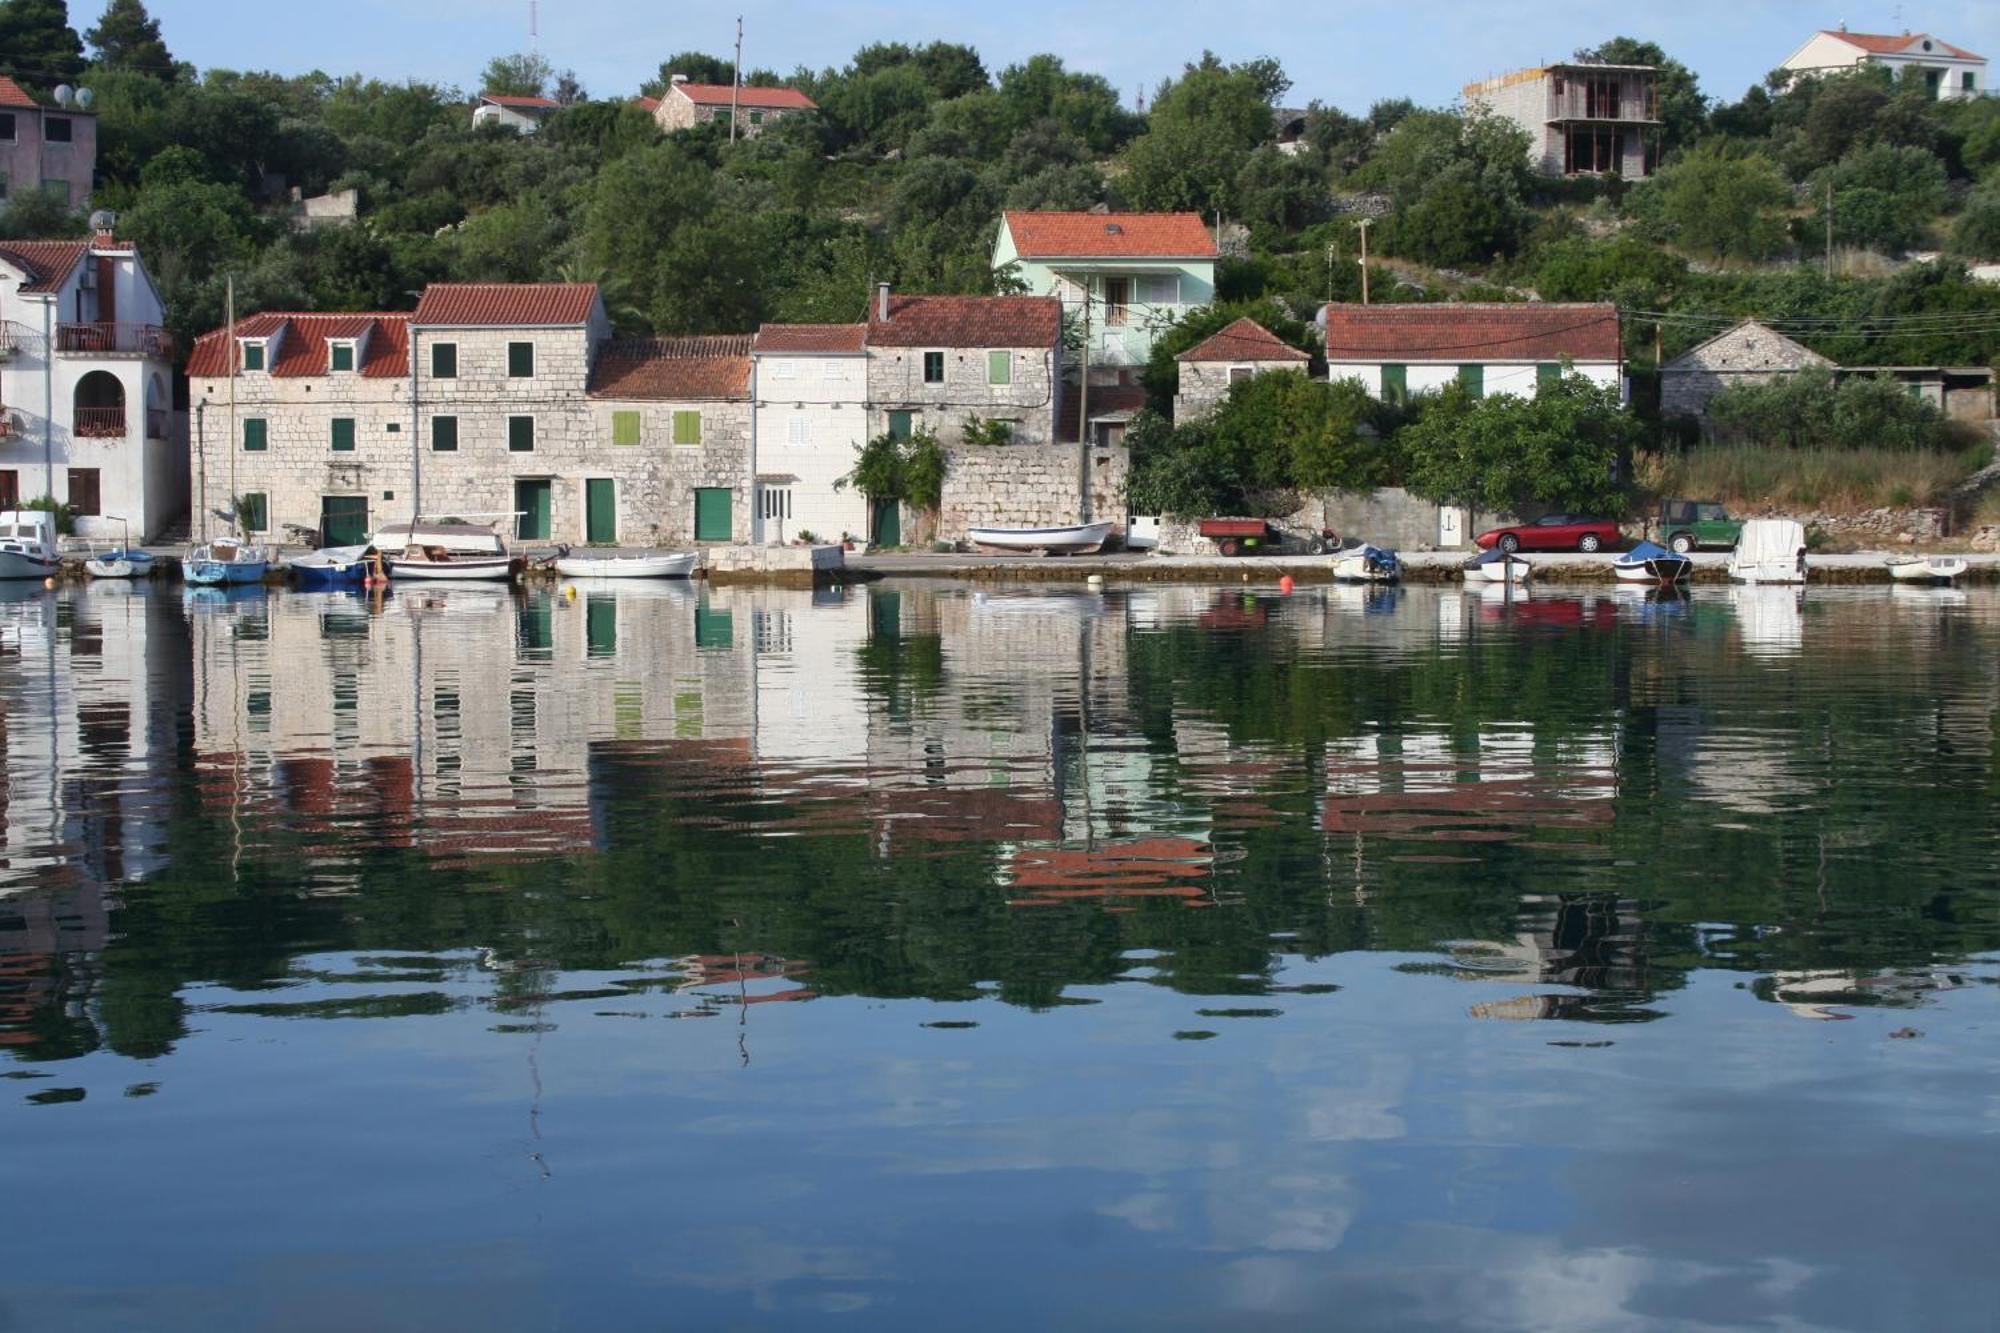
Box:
935, 443, 1130, 543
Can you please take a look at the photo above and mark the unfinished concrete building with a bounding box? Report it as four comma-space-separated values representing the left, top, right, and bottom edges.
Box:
1463, 63, 1659, 179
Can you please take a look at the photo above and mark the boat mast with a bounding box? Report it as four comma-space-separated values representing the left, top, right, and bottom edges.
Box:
226, 274, 238, 540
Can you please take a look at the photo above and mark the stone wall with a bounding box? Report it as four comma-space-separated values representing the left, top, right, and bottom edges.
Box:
935, 443, 1129, 542
866, 346, 1059, 446
1153, 487, 1506, 554
1173, 361, 1308, 422
1660, 323, 1831, 427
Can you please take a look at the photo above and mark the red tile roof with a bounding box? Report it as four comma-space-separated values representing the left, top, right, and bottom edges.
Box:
0, 76, 37, 110
671, 82, 817, 110
1178, 318, 1309, 363
185, 313, 412, 379
481, 92, 560, 109
590, 336, 753, 399
1322, 302, 1622, 363
411, 282, 599, 327
1003, 211, 1217, 259
753, 324, 867, 355
1825, 30, 1983, 60
867, 294, 1061, 348
633, 95, 661, 113
0, 239, 88, 293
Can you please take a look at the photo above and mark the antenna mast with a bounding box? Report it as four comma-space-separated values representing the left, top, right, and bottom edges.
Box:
730, 16, 743, 144
529, 0, 538, 47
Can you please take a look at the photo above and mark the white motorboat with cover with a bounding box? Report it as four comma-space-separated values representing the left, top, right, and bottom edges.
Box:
1729, 519, 1807, 585
967, 520, 1113, 555
1885, 555, 1967, 584
377, 521, 517, 582
1330, 543, 1400, 583
1462, 547, 1531, 585
1613, 540, 1693, 584
0, 510, 62, 580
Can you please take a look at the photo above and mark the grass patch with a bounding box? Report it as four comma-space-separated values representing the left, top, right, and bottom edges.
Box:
1636, 445, 1987, 513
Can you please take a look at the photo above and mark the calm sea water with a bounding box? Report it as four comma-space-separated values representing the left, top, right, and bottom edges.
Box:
3, 577, 1997, 1331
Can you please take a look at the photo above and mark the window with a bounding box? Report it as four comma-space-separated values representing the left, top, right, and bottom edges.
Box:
760, 487, 793, 521
329, 342, 355, 372
1228, 366, 1253, 383
1138, 274, 1179, 306
45, 117, 72, 143
887, 410, 913, 441
987, 351, 1012, 386
508, 341, 534, 377
67, 468, 100, 517
243, 418, 268, 451
1536, 363, 1562, 393
508, 415, 535, 452
239, 492, 268, 533
431, 342, 457, 379
787, 417, 809, 446
1103, 277, 1130, 326
0, 113, 13, 142
923, 351, 945, 384
242, 342, 265, 372
331, 417, 356, 452
0, 171, 7, 201
749, 110, 765, 125
672, 410, 702, 445
1964, 72, 1977, 93
1380, 364, 1407, 403
0, 471, 16, 508
611, 410, 641, 445
431, 415, 458, 451
1457, 364, 1485, 398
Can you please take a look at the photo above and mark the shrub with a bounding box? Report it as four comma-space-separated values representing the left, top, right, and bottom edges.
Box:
22, 496, 75, 536
1400, 374, 1638, 514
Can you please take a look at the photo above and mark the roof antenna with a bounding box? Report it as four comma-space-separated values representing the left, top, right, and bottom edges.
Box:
529, 0, 538, 48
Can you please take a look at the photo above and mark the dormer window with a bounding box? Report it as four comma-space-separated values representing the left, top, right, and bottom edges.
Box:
329, 341, 356, 373
241, 340, 266, 372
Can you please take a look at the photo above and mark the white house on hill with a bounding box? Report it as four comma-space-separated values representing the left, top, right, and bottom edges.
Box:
1780, 28, 1986, 100
1321, 303, 1623, 403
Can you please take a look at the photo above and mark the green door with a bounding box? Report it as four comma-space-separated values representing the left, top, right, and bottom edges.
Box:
694, 487, 732, 542
515, 479, 551, 542
585, 478, 616, 544
320, 495, 368, 546
872, 499, 901, 547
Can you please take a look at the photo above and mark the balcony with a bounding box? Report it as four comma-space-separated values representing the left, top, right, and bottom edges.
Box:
74, 407, 127, 438
55, 322, 175, 359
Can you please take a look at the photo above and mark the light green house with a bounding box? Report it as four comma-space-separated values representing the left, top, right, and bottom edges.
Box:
993, 211, 1218, 375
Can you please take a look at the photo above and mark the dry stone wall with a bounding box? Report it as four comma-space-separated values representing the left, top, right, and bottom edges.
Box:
935, 443, 1130, 542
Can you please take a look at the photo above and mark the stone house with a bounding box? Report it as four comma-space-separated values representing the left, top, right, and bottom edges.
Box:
1462, 64, 1659, 178
1659, 320, 1832, 430
0, 232, 183, 539
651, 75, 818, 138
863, 286, 1063, 448
1173, 317, 1309, 420
1780, 28, 1986, 100
1321, 302, 1623, 403
587, 336, 754, 546
749, 324, 871, 547
992, 211, 1217, 380
0, 76, 96, 209
471, 93, 559, 134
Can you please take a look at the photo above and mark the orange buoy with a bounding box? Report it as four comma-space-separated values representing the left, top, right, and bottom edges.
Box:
1279, 574, 1295, 595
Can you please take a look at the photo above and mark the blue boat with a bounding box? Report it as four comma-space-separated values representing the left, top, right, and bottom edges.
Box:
1330, 543, 1400, 583
1614, 540, 1693, 585
287, 544, 381, 589
184, 538, 270, 586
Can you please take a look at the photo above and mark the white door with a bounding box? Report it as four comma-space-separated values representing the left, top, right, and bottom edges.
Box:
1438, 507, 1465, 548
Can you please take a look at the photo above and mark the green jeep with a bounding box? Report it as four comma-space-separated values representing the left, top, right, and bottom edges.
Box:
1660, 499, 1742, 553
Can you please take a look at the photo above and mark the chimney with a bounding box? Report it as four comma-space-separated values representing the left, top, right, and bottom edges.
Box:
877, 281, 891, 322
670, 73, 688, 86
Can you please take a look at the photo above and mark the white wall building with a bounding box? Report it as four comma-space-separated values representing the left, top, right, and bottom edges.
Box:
1780, 28, 1986, 100
471, 93, 559, 133
749, 324, 871, 547
1320, 302, 1623, 403
0, 234, 184, 539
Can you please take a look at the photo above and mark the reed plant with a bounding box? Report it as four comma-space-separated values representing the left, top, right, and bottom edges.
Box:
1636, 443, 1989, 512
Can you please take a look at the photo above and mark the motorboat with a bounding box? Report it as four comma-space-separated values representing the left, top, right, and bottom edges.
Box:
1330, 543, 1400, 583
376, 521, 517, 583
81, 518, 155, 579
0, 510, 62, 580
288, 544, 386, 589
1462, 548, 1531, 585
1729, 519, 1807, 585
184, 536, 271, 586
1885, 555, 1967, 585
551, 547, 698, 579
1613, 540, 1693, 584
967, 520, 1114, 555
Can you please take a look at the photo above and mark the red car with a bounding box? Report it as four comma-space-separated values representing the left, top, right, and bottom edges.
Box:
1475, 513, 1623, 553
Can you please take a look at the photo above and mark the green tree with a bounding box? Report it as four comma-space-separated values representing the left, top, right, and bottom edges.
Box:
1356, 108, 1534, 265
84, 0, 172, 77
1638, 142, 1790, 261
1815, 143, 1949, 253
995, 55, 1137, 154
650, 220, 763, 333
1121, 52, 1289, 216
480, 51, 552, 98
0, 0, 85, 86
1402, 374, 1636, 512
1949, 190, 2000, 259
646, 52, 732, 92
1573, 38, 1706, 157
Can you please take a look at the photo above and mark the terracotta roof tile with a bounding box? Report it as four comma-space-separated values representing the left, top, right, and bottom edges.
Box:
753, 324, 867, 355
590, 336, 753, 400
0, 239, 88, 293
866, 294, 1061, 348
1825, 30, 1983, 60
672, 82, 817, 110
411, 282, 599, 327
633, 95, 661, 113
0, 77, 37, 110
1322, 303, 1621, 363
186, 313, 412, 379
1003, 211, 1217, 259
480, 92, 560, 109
1178, 318, 1309, 363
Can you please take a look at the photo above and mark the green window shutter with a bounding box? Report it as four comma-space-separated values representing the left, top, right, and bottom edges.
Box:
673, 410, 702, 445
331, 417, 355, 452
887, 410, 913, 442
242, 493, 268, 532
509, 415, 535, 452
431, 342, 457, 379
1458, 364, 1485, 398
1536, 363, 1561, 392
1381, 363, 1407, 403
330, 343, 354, 372
612, 410, 641, 446
243, 418, 267, 451
987, 350, 1012, 385
508, 341, 534, 377
432, 416, 458, 452
923, 351, 944, 383
242, 343, 264, 372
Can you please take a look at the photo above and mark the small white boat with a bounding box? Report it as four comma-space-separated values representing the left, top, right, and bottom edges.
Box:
1613, 540, 1693, 585
1730, 519, 1807, 585
376, 521, 517, 583
968, 520, 1113, 555
1885, 555, 1967, 585
81, 519, 155, 579
551, 548, 698, 579
1463, 548, 1531, 585
0, 510, 62, 580
1330, 543, 1401, 583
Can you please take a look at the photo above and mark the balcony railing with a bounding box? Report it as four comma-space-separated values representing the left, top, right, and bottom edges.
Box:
55, 322, 175, 359
74, 407, 128, 437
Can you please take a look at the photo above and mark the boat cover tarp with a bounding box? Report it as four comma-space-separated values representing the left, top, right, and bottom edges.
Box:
1619, 541, 1672, 563
1734, 520, 1806, 567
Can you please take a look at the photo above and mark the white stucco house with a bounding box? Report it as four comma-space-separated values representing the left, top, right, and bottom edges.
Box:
1780, 28, 1986, 100
749, 324, 872, 547
472, 92, 560, 133
0, 232, 184, 539
1321, 302, 1623, 402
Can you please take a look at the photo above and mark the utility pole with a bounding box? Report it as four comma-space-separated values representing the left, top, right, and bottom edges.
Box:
39, 300, 51, 502
1327, 243, 1337, 305
729, 16, 743, 145
409, 327, 422, 528
1357, 218, 1372, 305
1077, 287, 1091, 519
1823, 182, 1833, 280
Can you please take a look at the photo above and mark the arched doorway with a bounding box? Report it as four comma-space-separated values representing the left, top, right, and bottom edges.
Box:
73, 371, 126, 438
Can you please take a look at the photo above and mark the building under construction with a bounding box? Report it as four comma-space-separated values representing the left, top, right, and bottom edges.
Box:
1463, 63, 1660, 178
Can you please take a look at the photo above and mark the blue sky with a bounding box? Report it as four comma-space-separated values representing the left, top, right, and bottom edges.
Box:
145, 1, 2000, 113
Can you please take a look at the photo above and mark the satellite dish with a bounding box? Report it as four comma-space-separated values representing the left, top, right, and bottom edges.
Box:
52, 85, 73, 106
75, 88, 94, 110
88, 209, 117, 233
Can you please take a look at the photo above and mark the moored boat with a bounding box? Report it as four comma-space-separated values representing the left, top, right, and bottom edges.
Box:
81, 519, 155, 579
551, 548, 698, 579
288, 544, 385, 589
1613, 540, 1693, 584
1462, 547, 1531, 585
1885, 555, 1967, 585
1330, 543, 1400, 583
968, 520, 1113, 555
0, 510, 62, 581
1729, 519, 1807, 585
377, 521, 518, 583
183, 537, 270, 586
